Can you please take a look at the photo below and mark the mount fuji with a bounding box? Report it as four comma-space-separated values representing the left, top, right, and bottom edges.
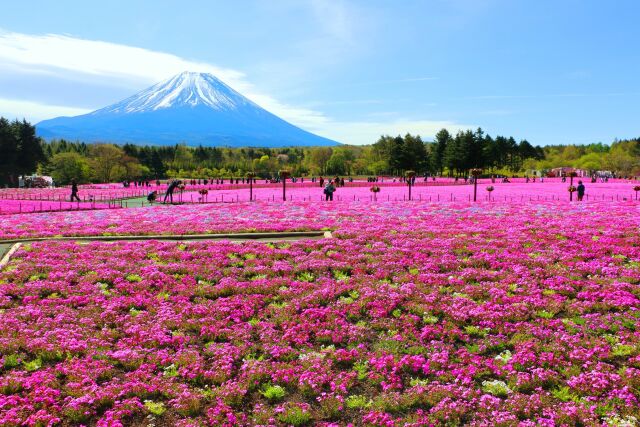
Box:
36, 72, 340, 147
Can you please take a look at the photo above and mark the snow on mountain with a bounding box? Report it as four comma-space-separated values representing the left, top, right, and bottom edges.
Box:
95, 72, 255, 114
37, 72, 339, 147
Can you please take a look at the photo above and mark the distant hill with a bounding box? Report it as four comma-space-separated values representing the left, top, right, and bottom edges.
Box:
37, 71, 340, 147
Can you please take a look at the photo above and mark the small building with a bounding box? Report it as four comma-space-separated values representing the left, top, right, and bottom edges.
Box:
548, 167, 589, 178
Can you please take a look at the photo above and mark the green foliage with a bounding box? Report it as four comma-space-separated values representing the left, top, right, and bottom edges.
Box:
464, 325, 489, 337
23, 358, 42, 372
47, 152, 92, 185
9, 113, 640, 184
612, 343, 636, 358
2, 354, 20, 369
277, 405, 311, 426
353, 360, 369, 380
534, 139, 640, 176
551, 386, 580, 402
144, 400, 166, 416
332, 270, 350, 282
260, 384, 286, 401
296, 271, 315, 282
345, 394, 371, 409
481, 380, 512, 398
537, 310, 555, 319
163, 364, 179, 377
0, 118, 44, 187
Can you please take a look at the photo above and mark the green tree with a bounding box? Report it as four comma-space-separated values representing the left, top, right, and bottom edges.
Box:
307, 147, 333, 175
433, 128, 451, 175
150, 151, 166, 178
0, 118, 44, 187
402, 133, 428, 173
15, 119, 45, 178
88, 144, 127, 183
0, 117, 18, 186
326, 147, 356, 175
48, 152, 92, 185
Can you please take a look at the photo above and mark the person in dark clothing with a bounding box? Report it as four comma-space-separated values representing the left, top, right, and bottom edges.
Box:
577, 181, 585, 201
319, 177, 325, 188
324, 181, 336, 201
147, 190, 158, 203
70, 179, 81, 202
163, 180, 179, 204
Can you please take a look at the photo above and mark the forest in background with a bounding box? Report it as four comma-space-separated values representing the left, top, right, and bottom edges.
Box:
1, 117, 639, 185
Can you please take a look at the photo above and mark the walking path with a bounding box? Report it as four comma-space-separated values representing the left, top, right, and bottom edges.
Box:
0, 230, 331, 268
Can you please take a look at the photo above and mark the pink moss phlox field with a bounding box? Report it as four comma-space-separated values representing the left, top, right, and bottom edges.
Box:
2, 178, 639, 204
0, 197, 639, 240
0, 200, 113, 215
1, 200, 640, 425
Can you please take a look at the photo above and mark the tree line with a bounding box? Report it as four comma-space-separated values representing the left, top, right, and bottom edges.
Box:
370, 128, 544, 176
2, 116, 639, 186
0, 118, 45, 187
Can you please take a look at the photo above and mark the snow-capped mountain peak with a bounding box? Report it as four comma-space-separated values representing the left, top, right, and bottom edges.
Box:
94, 71, 254, 115
37, 71, 340, 147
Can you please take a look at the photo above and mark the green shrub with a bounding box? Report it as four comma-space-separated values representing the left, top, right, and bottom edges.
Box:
144, 400, 166, 416
296, 272, 315, 282
2, 354, 20, 369
277, 404, 311, 426
260, 384, 286, 401
353, 360, 369, 380
536, 310, 555, 319
345, 394, 370, 409
551, 386, 579, 403
612, 343, 636, 357
481, 380, 512, 398
23, 358, 42, 372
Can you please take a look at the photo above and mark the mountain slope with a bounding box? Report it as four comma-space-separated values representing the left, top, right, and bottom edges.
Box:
37, 72, 339, 147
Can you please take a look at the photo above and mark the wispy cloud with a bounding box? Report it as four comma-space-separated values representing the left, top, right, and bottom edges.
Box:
313, 119, 472, 143
0, 31, 245, 88
477, 109, 514, 116
466, 92, 640, 100
347, 76, 438, 87
0, 31, 471, 144
0, 97, 90, 122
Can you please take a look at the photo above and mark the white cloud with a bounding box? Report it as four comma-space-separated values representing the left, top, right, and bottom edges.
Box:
0, 31, 245, 85
0, 97, 90, 122
0, 30, 472, 145
313, 119, 472, 144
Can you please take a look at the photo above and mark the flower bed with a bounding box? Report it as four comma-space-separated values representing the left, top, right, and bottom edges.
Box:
3, 178, 639, 204
0, 200, 115, 216
0, 201, 639, 425
0, 196, 638, 240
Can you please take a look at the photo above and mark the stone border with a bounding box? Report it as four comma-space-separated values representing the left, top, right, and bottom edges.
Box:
0, 231, 332, 245
0, 243, 21, 269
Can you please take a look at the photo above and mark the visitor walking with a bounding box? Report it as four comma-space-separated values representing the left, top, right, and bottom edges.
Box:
577, 180, 585, 201
70, 179, 81, 202
324, 180, 336, 201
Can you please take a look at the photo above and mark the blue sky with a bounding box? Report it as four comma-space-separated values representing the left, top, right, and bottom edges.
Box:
0, 0, 639, 145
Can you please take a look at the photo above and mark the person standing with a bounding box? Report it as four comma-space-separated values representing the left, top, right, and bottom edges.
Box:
163, 179, 179, 204
324, 180, 336, 201
70, 179, 81, 202
577, 180, 585, 201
